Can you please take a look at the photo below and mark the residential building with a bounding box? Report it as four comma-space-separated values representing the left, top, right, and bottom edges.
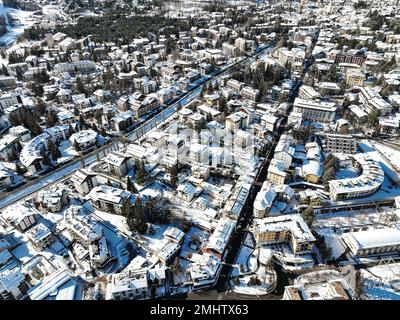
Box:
293, 98, 337, 123
1, 203, 37, 232
325, 134, 357, 154
107, 269, 149, 300
253, 181, 277, 218
71, 169, 98, 195
253, 214, 315, 254
176, 182, 196, 202
111, 110, 135, 132
25, 223, 53, 250
329, 154, 384, 201
104, 152, 133, 177
267, 159, 287, 185
69, 130, 98, 152
283, 279, 351, 300
345, 70, 365, 86
202, 218, 236, 259
129, 95, 160, 119
88, 186, 135, 215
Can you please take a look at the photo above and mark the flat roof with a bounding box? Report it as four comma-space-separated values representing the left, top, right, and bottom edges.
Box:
343, 227, 400, 250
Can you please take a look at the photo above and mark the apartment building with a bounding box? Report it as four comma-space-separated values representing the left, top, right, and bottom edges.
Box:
267, 159, 287, 185
189, 144, 209, 164
293, 98, 337, 123
226, 79, 244, 92
0, 93, 20, 113
69, 129, 98, 152
253, 181, 277, 218
225, 111, 250, 131
129, 95, 160, 119
329, 154, 384, 201
299, 85, 321, 100
55, 60, 96, 74
108, 269, 149, 300
88, 186, 135, 215
273, 134, 295, 170
1, 203, 37, 232
104, 152, 133, 177
253, 214, 315, 255
241, 86, 259, 101
202, 218, 236, 259
325, 134, 357, 154
345, 70, 365, 86
71, 169, 98, 195
283, 278, 351, 300
110, 110, 135, 132
359, 87, 392, 116
0, 135, 20, 162
25, 223, 53, 250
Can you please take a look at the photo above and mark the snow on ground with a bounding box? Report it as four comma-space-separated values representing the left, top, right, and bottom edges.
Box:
360, 263, 400, 300
93, 209, 130, 235
231, 276, 273, 295
231, 245, 253, 277
10, 229, 54, 264
371, 142, 400, 173
0, 2, 36, 46
57, 140, 78, 164
139, 182, 165, 198
143, 223, 171, 252
359, 140, 400, 184
243, 232, 255, 249
248, 249, 258, 272
231, 262, 276, 296
180, 226, 209, 259
295, 269, 342, 285
93, 217, 128, 253
316, 228, 346, 259
336, 164, 359, 180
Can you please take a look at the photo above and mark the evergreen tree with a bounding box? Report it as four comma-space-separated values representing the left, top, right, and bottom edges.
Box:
48, 139, 61, 161
121, 198, 132, 217
302, 206, 314, 226
169, 166, 178, 188
130, 180, 138, 193
79, 114, 86, 129
15, 163, 26, 175
68, 123, 74, 135
45, 111, 58, 127
74, 139, 81, 152
35, 98, 47, 116
76, 76, 85, 94
100, 127, 107, 137
135, 160, 148, 185
126, 176, 132, 191
131, 197, 148, 234
41, 150, 52, 167
1, 64, 9, 76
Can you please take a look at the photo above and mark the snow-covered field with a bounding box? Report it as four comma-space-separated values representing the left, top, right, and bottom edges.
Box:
231, 245, 253, 277
361, 263, 400, 300
315, 228, 346, 259
359, 140, 400, 184
0, 2, 36, 46
372, 142, 400, 173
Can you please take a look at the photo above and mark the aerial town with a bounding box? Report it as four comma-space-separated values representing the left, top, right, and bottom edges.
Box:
0, 0, 399, 301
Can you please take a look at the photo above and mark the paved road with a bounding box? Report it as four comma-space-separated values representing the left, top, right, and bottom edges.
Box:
212, 35, 318, 294
0, 41, 276, 210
